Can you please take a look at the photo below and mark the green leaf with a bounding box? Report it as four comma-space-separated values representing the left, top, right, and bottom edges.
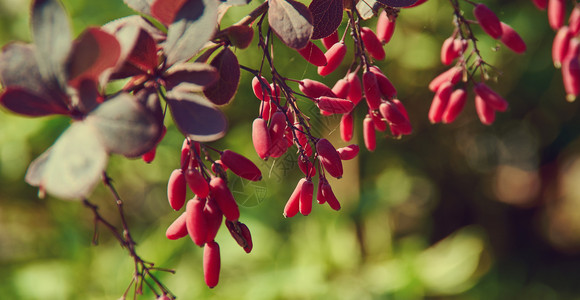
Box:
167, 91, 227, 142
25, 121, 108, 200
268, 0, 313, 49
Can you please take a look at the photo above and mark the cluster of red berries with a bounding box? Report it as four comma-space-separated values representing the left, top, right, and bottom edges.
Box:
165, 139, 260, 288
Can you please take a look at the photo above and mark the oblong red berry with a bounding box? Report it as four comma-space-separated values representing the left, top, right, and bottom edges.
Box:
252, 76, 270, 101
298, 154, 316, 178
168, 169, 187, 211
429, 81, 453, 123
297, 41, 327, 66
185, 168, 209, 198
299, 178, 314, 216
361, 27, 386, 60
442, 88, 467, 124
299, 79, 336, 98
363, 71, 381, 110
376, 11, 396, 44
474, 4, 503, 39
370, 66, 397, 99
363, 115, 376, 151
317, 177, 341, 210
553, 26, 572, 68
332, 78, 350, 99
252, 118, 271, 160
321, 30, 339, 50
284, 179, 304, 218
346, 73, 363, 105
203, 240, 221, 288
340, 111, 354, 142
166, 212, 188, 240
392, 99, 410, 120
294, 124, 313, 157
441, 37, 459, 65
380, 101, 407, 126
429, 67, 462, 92
220, 150, 262, 181
318, 42, 347, 76
562, 56, 580, 101
475, 94, 496, 125
316, 96, 354, 114
499, 22, 526, 54
532, 0, 548, 10
269, 111, 287, 143
548, 0, 566, 30
316, 138, 343, 179
569, 6, 580, 35
186, 197, 208, 247
209, 177, 240, 221
337, 144, 359, 160
141, 147, 156, 163
204, 198, 223, 243
370, 110, 387, 132
180, 139, 191, 171
473, 82, 508, 112
239, 222, 253, 253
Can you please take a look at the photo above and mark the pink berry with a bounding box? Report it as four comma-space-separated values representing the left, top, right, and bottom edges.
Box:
167, 169, 187, 211
318, 42, 347, 76
203, 241, 221, 288
297, 41, 327, 66
474, 4, 503, 39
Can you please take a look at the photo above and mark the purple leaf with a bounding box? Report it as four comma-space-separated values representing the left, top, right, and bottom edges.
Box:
268, 0, 313, 49
151, 0, 187, 26
203, 48, 240, 105
165, 62, 219, 92
123, 0, 154, 15
25, 121, 108, 200
376, 0, 418, 7
0, 88, 69, 117
167, 91, 227, 142
85, 93, 163, 158
164, 0, 218, 66
103, 15, 166, 44
31, 0, 72, 91
67, 27, 121, 88
309, 0, 343, 40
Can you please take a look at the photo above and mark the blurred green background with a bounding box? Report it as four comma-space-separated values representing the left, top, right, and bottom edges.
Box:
1, 0, 580, 299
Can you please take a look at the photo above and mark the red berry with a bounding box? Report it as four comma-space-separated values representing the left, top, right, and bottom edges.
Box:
203, 240, 221, 288
473, 83, 508, 112
316, 96, 354, 114
361, 27, 386, 60
252, 76, 270, 101
553, 26, 572, 68
298, 154, 316, 178
363, 115, 376, 151
475, 94, 496, 125
166, 212, 188, 240
297, 41, 327, 66
429, 81, 453, 123
321, 30, 339, 50
569, 6, 580, 35
531, 0, 547, 10
317, 177, 341, 210
252, 118, 272, 160
337, 144, 359, 160
363, 71, 381, 110
299, 178, 314, 216
562, 56, 580, 101
392, 99, 410, 121
238, 222, 253, 253
284, 179, 304, 218
340, 111, 354, 142
180, 139, 191, 171
346, 73, 363, 105
185, 168, 209, 198
220, 150, 262, 181
316, 138, 343, 179
186, 197, 208, 247
167, 169, 187, 211
474, 4, 503, 39
440, 37, 463, 65
548, 0, 566, 30
499, 22, 526, 54
429, 67, 462, 92
442, 88, 467, 124
204, 198, 223, 243
370, 110, 387, 132
380, 101, 407, 126
269, 111, 287, 143
370, 66, 397, 99
318, 42, 347, 76
299, 79, 336, 98
376, 11, 396, 44
209, 177, 240, 221
332, 78, 350, 99
141, 147, 156, 163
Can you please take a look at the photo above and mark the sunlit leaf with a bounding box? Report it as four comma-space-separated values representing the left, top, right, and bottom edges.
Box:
268, 0, 313, 49
0, 43, 47, 95
25, 121, 108, 200
0, 88, 69, 117
377, 0, 418, 7
31, 0, 72, 91
356, 0, 381, 20
151, 0, 187, 26
164, 62, 219, 92
309, 0, 343, 40
164, 0, 218, 66
219, 0, 251, 5
123, 0, 154, 15
167, 91, 227, 142
86, 93, 162, 158
203, 48, 240, 105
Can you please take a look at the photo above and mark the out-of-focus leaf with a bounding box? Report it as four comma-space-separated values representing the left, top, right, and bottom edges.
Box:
268, 0, 313, 49
25, 121, 108, 200
77, 79, 100, 114
31, 0, 72, 91
356, 0, 381, 20
377, 0, 418, 7
167, 91, 227, 142
86, 93, 162, 157
127, 28, 159, 72
151, 0, 187, 26
227, 25, 254, 49
0, 43, 47, 95
203, 48, 240, 105
103, 15, 166, 43
0, 88, 70, 116
164, 62, 218, 92
67, 28, 121, 88
164, 0, 218, 66
309, 0, 343, 40
219, 0, 251, 5
123, 0, 154, 15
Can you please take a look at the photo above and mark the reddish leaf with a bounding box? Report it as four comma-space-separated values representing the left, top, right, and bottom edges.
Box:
25, 121, 108, 200
86, 93, 162, 157
0, 88, 69, 117
227, 25, 254, 49
268, 0, 313, 49
126, 28, 159, 73
123, 0, 154, 15
151, 0, 188, 26
31, 0, 72, 90
376, 0, 418, 6
165, 62, 219, 92
167, 91, 227, 142
164, 0, 218, 66
203, 48, 240, 105
67, 28, 121, 88
309, 0, 343, 40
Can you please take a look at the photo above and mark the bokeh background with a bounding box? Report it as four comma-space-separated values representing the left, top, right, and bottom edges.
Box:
1, 0, 580, 299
